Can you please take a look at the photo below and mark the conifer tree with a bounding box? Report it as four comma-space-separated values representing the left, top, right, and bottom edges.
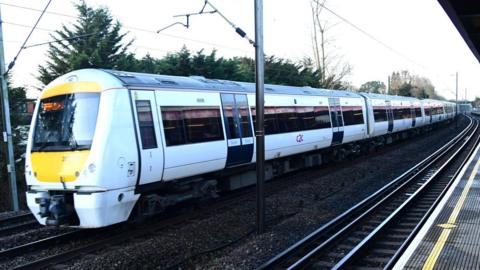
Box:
37, 1, 132, 85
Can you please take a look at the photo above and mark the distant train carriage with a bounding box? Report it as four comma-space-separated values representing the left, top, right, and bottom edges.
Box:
458, 103, 472, 114
25, 69, 454, 228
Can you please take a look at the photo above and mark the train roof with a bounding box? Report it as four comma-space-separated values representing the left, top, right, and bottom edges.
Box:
101, 69, 362, 98
359, 92, 421, 101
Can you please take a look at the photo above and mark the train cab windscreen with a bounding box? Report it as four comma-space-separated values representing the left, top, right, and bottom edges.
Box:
32, 93, 100, 152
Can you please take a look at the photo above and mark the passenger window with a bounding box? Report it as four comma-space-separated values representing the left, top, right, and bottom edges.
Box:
415, 107, 422, 117
342, 106, 364, 125
161, 106, 224, 146
425, 107, 430, 116
297, 107, 315, 130
314, 106, 331, 129
251, 106, 280, 135
135, 100, 158, 149
373, 106, 387, 122
277, 106, 302, 133
393, 108, 403, 120
252, 106, 331, 134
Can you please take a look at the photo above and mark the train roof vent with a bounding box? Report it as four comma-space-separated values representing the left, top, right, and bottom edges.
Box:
266, 87, 274, 91
190, 75, 206, 80
218, 80, 242, 86
111, 71, 135, 78
303, 90, 311, 94
155, 78, 178, 85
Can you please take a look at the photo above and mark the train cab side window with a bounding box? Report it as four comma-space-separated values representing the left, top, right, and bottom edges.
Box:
135, 100, 158, 149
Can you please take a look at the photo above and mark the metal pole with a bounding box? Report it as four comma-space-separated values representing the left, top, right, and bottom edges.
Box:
254, 0, 265, 234
0, 7, 19, 211
455, 72, 458, 128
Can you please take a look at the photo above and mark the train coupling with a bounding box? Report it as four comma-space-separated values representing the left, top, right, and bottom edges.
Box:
35, 194, 76, 226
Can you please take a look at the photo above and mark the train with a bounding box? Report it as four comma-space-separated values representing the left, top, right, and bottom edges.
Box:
25, 69, 456, 228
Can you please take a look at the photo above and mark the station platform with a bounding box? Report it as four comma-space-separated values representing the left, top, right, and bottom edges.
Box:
394, 141, 480, 269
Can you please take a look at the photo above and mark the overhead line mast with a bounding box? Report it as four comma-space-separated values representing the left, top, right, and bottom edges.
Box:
0, 6, 19, 211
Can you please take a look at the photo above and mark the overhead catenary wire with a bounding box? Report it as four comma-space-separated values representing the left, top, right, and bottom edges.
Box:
157, 1, 217, 33
203, 0, 255, 46
22, 33, 98, 49
3, 0, 52, 75
313, 0, 427, 71
2, 21, 55, 32
0, 2, 253, 55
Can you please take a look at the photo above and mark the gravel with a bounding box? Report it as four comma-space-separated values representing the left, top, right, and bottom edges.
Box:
0, 210, 29, 220
0, 121, 465, 270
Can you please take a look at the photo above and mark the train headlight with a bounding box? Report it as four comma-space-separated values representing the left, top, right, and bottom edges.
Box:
88, 163, 96, 173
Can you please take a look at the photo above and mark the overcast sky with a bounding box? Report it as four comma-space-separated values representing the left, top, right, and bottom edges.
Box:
2, 0, 479, 100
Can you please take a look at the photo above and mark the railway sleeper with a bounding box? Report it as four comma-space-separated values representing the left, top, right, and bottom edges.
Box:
362, 255, 391, 264
371, 248, 397, 256
377, 240, 404, 246
383, 233, 409, 240
352, 230, 372, 237
389, 227, 415, 233
312, 260, 335, 268
327, 251, 350, 259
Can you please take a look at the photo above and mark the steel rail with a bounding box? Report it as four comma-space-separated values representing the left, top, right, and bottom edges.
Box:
293, 119, 477, 269
0, 213, 34, 226
0, 220, 38, 237
259, 117, 474, 269
0, 229, 93, 258
384, 118, 480, 269
9, 183, 260, 269
332, 118, 480, 269
0, 213, 38, 237
11, 218, 185, 270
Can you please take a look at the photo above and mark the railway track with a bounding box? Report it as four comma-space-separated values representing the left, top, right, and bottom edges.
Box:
0, 213, 38, 237
260, 116, 479, 269
1, 121, 466, 269
2, 185, 260, 270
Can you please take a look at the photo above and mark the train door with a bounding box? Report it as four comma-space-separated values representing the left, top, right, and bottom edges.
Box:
411, 106, 416, 127
221, 94, 254, 167
131, 90, 164, 185
386, 101, 394, 132
428, 106, 433, 124
328, 98, 344, 145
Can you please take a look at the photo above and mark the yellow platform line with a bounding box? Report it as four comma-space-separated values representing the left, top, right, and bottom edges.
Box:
422, 157, 480, 270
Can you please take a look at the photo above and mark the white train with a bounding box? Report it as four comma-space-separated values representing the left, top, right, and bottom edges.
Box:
25, 69, 455, 228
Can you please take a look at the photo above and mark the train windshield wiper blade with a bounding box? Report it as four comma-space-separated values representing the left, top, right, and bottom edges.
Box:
33, 142, 50, 152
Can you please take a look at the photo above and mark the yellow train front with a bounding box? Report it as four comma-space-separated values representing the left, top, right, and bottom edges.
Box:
25, 69, 141, 228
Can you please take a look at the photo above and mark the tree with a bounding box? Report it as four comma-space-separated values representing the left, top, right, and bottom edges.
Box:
397, 83, 413, 97
131, 47, 321, 87
359, 81, 386, 93
310, 0, 351, 89
472, 97, 480, 108
37, 1, 132, 85
389, 70, 440, 99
